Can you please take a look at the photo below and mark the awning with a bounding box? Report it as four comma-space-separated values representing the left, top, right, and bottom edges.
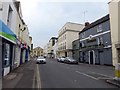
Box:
0, 20, 16, 44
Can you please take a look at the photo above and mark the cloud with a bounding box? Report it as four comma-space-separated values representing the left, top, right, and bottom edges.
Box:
18, 1, 109, 48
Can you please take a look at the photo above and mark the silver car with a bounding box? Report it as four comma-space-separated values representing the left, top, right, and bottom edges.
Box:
36, 57, 46, 64
64, 57, 78, 64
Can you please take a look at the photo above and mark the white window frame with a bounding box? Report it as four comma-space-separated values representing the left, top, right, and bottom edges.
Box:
98, 37, 103, 45
82, 42, 85, 47
97, 25, 102, 32
81, 32, 85, 39
89, 50, 95, 64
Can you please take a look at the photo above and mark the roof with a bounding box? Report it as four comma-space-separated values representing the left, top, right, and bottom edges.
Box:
34, 47, 43, 50
80, 14, 109, 34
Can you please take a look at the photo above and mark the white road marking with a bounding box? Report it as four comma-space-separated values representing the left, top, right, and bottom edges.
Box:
88, 71, 114, 78
37, 64, 41, 89
97, 77, 114, 80
75, 71, 98, 80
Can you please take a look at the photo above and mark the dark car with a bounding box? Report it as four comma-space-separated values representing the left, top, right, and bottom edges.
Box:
64, 57, 78, 64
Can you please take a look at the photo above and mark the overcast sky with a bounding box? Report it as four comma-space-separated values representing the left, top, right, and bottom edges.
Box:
19, 0, 111, 48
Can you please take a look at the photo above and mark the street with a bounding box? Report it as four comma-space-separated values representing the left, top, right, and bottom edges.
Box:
38, 58, 117, 88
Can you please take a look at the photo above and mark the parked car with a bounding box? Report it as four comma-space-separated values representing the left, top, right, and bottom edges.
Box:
64, 57, 78, 64
57, 57, 61, 62
60, 57, 66, 63
57, 56, 65, 63
36, 57, 46, 64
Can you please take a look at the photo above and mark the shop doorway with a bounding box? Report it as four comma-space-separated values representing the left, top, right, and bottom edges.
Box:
89, 50, 95, 64
65, 52, 67, 57
117, 48, 120, 63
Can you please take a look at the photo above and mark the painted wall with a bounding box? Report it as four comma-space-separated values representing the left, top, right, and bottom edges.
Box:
109, 0, 120, 65
79, 19, 112, 65
2, 0, 18, 34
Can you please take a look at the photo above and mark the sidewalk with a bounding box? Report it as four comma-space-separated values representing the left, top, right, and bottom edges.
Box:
106, 79, 120, 87
2, 60, 37, 89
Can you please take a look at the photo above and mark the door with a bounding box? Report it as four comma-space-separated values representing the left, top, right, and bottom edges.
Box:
82, 52, 85, 63
65, 52, 67, 57
90, 51, 93, 64
118, 49, 120, 63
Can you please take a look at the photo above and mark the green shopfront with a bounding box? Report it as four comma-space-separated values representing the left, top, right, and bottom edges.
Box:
0, 20, 16, 76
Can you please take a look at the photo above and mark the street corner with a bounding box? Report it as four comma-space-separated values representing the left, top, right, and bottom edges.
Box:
3, 73, 17, 80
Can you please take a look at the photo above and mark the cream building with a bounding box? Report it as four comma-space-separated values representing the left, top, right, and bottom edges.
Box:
57, 22, 84, 57
33, 47, 43, 57
43, 44, 48, 57
109, 0, 120, 66
53, 40, 58, 59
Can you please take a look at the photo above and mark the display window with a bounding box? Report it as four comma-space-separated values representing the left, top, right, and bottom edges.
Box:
4, 43, 10, 67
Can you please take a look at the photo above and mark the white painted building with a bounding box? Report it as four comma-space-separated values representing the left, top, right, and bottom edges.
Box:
57, 22, 84, 57
53, 40, 58, 59
1, 0, 20, 76
43, 44, 48, 57
1, 0, 31, 76
109, 0, 120, 66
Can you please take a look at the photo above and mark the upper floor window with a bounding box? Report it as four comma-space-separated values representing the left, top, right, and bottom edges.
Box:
65, 34, 66, 39
98, 37, 103, 45
81, 42, 85, 47
7, 5, 13, 27
97, 25, 102, 32
81, 32, 85, 39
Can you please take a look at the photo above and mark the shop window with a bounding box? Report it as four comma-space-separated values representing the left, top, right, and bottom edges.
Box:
4, 43, 10, 66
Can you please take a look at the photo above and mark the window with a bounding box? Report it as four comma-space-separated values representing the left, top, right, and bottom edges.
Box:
7, 5, 13, 27
98, 37, 103, 45
4, 43, 10, 66
81, 42, 85, 47
65, 42, 66, 49
97, 25, 102, 32
81, 32, 85, 39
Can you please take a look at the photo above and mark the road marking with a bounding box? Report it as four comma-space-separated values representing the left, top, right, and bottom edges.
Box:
88, 71, 114, 78
97, 77, 114, 80
36, 64, 41, 89
75, 71, 98, 80
32, 66, 36, 88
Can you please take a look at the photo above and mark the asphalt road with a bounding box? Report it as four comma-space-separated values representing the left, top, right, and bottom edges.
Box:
38, 58, 118, 88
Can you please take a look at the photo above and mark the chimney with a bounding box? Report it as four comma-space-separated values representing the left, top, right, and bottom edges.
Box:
85, 22, 90, 26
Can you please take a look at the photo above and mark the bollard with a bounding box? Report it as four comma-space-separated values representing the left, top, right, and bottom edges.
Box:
115, 63, 120, 81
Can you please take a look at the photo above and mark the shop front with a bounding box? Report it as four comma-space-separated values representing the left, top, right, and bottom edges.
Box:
0, 20, 16, 76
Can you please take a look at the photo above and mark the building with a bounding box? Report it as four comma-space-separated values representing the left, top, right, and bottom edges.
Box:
79, 14, 112, 65
32, 47, 43, 57
0, 0, 31, 76
72, 39, 80, 61
1, 0, 20, 76
47, 37, 58, 58
43, 44, 48, 58
52, 39, 58, 59
57, 22, 84, 58
109, 0, 120, 66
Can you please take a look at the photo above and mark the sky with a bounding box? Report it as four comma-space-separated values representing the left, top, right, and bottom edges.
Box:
19, 0, 111, 48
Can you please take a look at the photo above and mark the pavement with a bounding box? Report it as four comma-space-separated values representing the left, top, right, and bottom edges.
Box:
2, 60, 37, 89
106, 79, 120, 87
0, 79, 2, 90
